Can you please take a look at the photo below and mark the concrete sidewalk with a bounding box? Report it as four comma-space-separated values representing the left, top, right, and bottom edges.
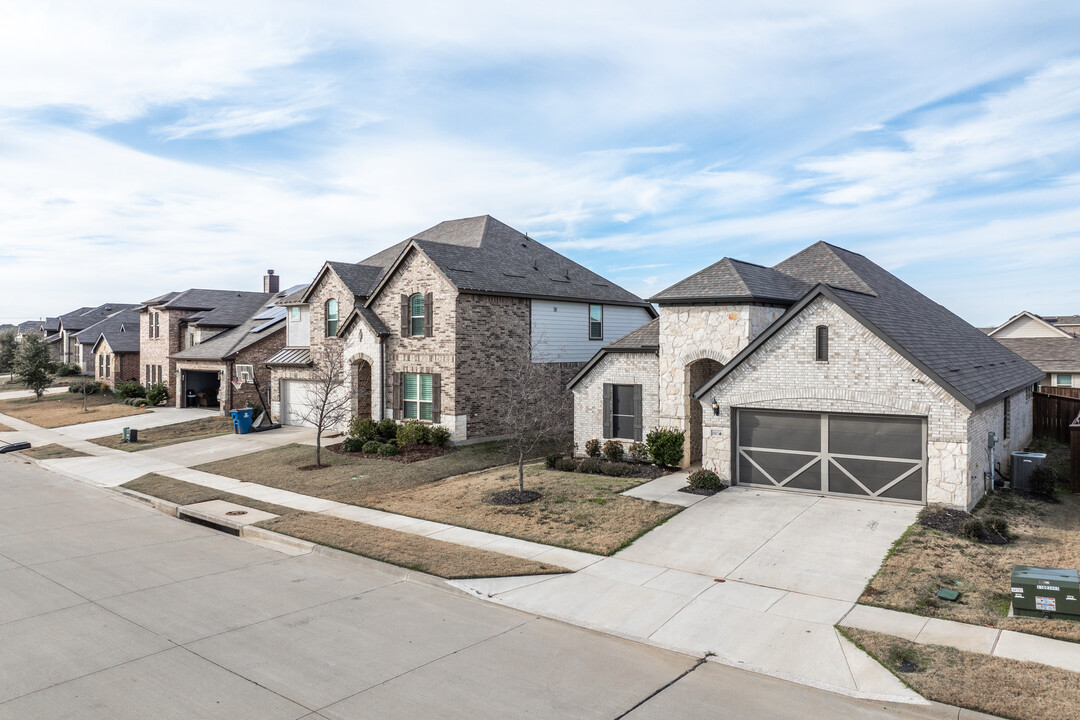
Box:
0, 386, 68, 402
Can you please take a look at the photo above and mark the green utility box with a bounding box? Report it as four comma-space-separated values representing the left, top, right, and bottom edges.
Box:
1011, 565, 1080, 620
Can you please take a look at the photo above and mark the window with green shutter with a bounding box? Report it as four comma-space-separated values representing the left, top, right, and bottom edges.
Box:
403, 373, 434, 421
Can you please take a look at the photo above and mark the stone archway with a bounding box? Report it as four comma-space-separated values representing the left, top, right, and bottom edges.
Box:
686, 358, 724, 465
350, 359, 373, 420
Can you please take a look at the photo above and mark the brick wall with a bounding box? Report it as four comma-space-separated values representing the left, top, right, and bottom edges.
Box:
308, 269, 356, 355
225, 328, 286, 412
966, 387, 1033, 507
573, 351, 660, 455
139, 308, 186, 394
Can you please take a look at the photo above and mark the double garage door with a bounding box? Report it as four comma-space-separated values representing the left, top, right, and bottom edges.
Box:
735, 409, 926, 504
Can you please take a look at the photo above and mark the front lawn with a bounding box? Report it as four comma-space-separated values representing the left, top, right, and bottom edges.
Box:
122, 473, 569, 579
0, 393, 149, 428
194, 443, 680, 555
89, 416, 233, 452
843, 627, 1080, 720
861, 489, 1080, 643
19, 444, 92, 460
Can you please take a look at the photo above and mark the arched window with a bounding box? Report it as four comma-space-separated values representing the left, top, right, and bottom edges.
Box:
410, 293, 425, 336
815, 325, 828, 362
325, 299, 339, 337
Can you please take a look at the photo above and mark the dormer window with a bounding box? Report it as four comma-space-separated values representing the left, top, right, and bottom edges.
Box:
325, 299, 339, 337
815, 325, 829, 362
589, 305, 603, 340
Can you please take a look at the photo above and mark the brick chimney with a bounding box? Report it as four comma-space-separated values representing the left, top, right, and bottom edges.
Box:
264, 269, 279, 293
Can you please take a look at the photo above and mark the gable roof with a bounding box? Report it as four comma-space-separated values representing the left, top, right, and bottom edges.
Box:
567, 318, 660, 389
988, 311, 1071, 338
170, 294, 287, 362
338, 305, 390, 338
682, 243, 1043, 409
649, 258, 808, 305
141, 289, 274, 328
60, 303, 138, 333
76, 308, 142, 354
994, 337, 1080, 375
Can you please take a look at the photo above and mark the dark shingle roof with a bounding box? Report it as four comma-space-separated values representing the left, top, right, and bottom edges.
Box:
61, 303, 138, 332
683, 241, 1043, 409
567, 318, 660, 389
994, 337, 1080, 374
81, 309, 142, 354
649, 258, 807, 304
143, 289, 274, 328
326, 261, 385, 299
170, 294, 287, 361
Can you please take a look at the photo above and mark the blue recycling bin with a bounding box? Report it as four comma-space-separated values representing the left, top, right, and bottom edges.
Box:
231, 408, 254, 434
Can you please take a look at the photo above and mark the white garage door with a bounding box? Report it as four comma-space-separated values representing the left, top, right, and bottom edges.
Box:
735, 409, 926, 504
280, 380, 316, 428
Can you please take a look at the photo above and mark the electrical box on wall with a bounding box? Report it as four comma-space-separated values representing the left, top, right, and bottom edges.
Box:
987, 431, 997, 448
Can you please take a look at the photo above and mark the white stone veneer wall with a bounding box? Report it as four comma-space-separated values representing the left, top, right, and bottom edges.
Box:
342, 316, 385, 430
700, 296, 977, 508
965, 387, 1033, 507
572, 351, 659, 455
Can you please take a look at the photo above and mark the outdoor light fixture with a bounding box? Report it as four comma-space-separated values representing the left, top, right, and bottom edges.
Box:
712, 399, 720, 416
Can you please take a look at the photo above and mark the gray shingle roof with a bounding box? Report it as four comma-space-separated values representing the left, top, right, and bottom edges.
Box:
567, 318, 660, 389
170, 294, 286, 361
76, 309, 142, 354
63, 303, 138, 332
340, 305, 390, 337
265, 347, 312, 366
326, 261, 385, 299
144, 289, 274, 328
994, 337, 1080, 375
649, 258, 807, 304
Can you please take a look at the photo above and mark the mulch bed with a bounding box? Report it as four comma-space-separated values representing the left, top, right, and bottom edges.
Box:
326, 442, 452, 464
919, 507, 1010, 545
678, 484, 728, 496
490, 489, 542, 505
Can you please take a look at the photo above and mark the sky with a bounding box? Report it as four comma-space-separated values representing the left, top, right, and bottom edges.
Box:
1, 1, 1079, 327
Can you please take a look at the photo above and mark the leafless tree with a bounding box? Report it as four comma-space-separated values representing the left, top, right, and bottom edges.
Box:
299, 346, 352, 468
494, 334, 573, 496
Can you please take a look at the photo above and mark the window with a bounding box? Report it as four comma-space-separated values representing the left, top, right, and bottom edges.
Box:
325, 299, 339, 337
98, 355, 104, 378
403, 373, 433, 421
105, 355, 111, 379
186, 330, 195, 348
236, 364, 254, 383
289, 306, 300, 321
1003, 396, 1011, 440
1058, 374, 1073, 387
589, 304, 603, 340
152, 313, 160, 339
410, 294, 426, 337
815, 325, 829, 362
145, 364, 150, 387
609, 384, 638, 439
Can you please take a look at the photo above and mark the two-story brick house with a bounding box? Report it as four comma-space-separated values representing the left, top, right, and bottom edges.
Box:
267, 215, 655, 441
86, 309, 142, 387
138, 272, 281, 403
570, 242, 1043, 510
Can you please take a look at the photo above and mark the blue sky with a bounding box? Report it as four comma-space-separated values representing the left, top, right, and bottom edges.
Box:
1, 1, 1079, 326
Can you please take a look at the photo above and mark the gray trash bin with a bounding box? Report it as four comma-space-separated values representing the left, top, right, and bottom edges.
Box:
1011, 452, 1047, 492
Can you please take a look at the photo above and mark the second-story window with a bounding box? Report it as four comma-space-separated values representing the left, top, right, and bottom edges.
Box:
589, 304, 603, 340
410, 294, 426, 336
815, 325, 829, 362
325, 299, 339, 337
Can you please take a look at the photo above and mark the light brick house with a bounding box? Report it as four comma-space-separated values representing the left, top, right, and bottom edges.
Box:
570, 242, 1044, 510
267, 215, 655, 441
986, 311, 1080, 389
138, 272, 282, 408
85, 308, 142, 387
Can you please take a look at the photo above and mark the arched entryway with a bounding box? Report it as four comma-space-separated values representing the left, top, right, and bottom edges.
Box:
686, 358, 724, 465
351, 359, 373, 419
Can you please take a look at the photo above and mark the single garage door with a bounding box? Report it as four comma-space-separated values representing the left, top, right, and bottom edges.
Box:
280, 379, 316, 427
735, 409, 926, 503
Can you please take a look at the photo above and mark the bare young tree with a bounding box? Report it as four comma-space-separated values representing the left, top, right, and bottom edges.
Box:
494, 334, 573, 499
299, 346, 352, 468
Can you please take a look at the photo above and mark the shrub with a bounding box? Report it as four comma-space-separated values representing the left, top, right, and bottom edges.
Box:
362, 440, 382, 454
628, 441, 650, 464
1029, 465, 1057, 497
146, 382, 168, 406
131, 397, 149, 408
428, 425, 452, 447
984, 516, 1010, 538
554, 457, 579, 472
584, 438, 601, 458
340, 436, 366, 453
602, 440, 625, 463
55, 362, 82, 377
349, 417, 379, 442
397, 419, 430, 448
68, 379, 99, 395
960, 518, 986, 541
578, 457, 603, 474
688, 469, 725, 490
545, 453, 563, 469
601, 462, 633, 477
376, 442, 398, 457
377, 418, 398, 441
646, 427, 684, 468
114, 380, 146, 400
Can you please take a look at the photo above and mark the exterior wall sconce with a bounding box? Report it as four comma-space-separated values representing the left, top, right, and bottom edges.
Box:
712, 399, 720, 416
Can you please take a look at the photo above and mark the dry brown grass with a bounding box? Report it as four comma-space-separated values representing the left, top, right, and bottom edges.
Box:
0, 422, 13, 432
122, 473, 299, 516
19, 444, 92, 460
862, 490, 1080, 643
844, 627, 1080, 720
256, 512, 569, 579
90, 416, 233, 452
0, 393, 149, 428
366, 463, 680, 555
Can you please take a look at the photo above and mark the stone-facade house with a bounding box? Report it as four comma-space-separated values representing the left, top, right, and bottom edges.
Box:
138, 272, 282, 406
987, 311, 1080, 389
570, 242, 1043, 510
267, 215, 655, 441
86, 309, 142, 387
42, 305, 136, 368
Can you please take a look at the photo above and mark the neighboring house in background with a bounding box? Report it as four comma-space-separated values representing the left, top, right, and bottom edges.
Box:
988, 311, 1080, 388
138, 271, 283, 405
50, 303, 138, 371
570, 242, 1043, 511
268, 215, 655, 441
15, 320, 44, 343
1043, 314, 1080, 337
170, 286, 299, 413
86, 309, 142, 388
42, 307, 92, 362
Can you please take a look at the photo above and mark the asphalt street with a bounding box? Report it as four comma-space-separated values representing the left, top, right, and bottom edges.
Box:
0, 456, 961, 719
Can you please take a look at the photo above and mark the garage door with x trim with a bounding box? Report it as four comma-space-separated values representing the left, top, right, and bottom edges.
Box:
735, 409, 926, 504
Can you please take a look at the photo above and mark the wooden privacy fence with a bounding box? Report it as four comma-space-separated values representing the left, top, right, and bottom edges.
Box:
1033, 391, 1080, 445
1040, 385, 1080, 400
1072, 413, 1080, 493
